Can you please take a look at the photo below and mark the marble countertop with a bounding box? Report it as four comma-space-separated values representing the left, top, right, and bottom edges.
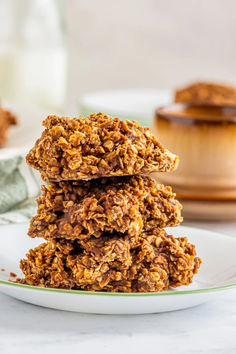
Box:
1, 221, 236, 354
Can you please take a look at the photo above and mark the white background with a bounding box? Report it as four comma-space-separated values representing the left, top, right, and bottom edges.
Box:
66, 0, 236, 109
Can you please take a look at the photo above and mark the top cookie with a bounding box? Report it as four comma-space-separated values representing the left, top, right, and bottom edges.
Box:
175, 81, 236, 106
26, 113, 178, 181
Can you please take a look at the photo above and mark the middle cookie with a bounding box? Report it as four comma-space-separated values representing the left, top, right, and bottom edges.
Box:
28, 175, 182, 241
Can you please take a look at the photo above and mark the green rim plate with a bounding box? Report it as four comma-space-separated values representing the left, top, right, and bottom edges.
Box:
0, 280, 235, 297
1, 226, 236, 297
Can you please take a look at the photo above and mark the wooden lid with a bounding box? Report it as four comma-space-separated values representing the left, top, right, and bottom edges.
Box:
156, 103, 236, 124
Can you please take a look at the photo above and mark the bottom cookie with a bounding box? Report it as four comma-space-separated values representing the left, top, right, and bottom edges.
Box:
17, 228, 201, 293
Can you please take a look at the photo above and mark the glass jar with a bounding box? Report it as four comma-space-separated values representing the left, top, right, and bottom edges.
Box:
0, 0, 66, 112
154, 104, 236, 220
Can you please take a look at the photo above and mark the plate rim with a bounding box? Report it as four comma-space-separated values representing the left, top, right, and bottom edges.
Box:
0, 279, 235, 297
0, 224, 236, 297
79, 88, 171, 118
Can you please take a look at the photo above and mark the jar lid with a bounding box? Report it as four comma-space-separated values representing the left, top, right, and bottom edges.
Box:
156, 103, 236, 124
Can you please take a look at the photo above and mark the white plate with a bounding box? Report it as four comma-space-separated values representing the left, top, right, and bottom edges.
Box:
0, 224, 235, 314
79, 89, 172, 129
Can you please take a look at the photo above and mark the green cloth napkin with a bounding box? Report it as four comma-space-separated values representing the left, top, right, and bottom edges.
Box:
0, 155, 41, 224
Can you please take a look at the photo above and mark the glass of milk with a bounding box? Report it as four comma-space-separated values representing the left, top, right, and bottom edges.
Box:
0, 0, 66, 113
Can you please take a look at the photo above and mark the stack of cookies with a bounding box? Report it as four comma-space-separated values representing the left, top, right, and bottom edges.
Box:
18, 113, 201, 292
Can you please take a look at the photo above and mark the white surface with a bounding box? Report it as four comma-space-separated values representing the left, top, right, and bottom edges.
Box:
1, 224, 235, 315
0, 290, 235, 354
0, 222, 236, 353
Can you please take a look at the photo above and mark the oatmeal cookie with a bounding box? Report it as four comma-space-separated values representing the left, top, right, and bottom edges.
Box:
0, 104, 17, 146
26, 113, 178, 181
175, 81, 236, 106
28, 175, 182, 241
18, 228, 201, 292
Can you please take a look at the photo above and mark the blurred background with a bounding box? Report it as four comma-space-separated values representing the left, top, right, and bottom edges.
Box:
0, 0, 236, 113
67, 0, 236, 112
1, 0, 236, 221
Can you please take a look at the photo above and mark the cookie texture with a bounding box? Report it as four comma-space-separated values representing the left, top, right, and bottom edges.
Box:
18, 228, 201, 292
28, 175, 183, 241
26, 113, 179, 181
